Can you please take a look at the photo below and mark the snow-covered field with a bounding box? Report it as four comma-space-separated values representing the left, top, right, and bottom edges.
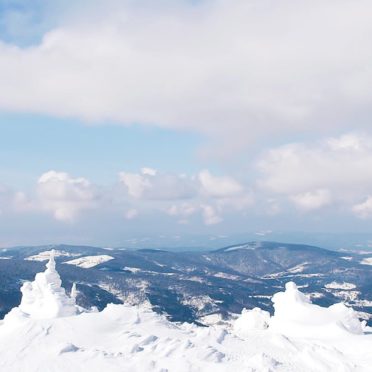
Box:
0, 252, 371, 372
325, 282, 357, 290
360, 257, 372, 266
25, 249, 80, 261
64, 255, 114, 268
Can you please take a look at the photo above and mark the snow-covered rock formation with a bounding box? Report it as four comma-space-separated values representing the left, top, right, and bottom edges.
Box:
6, 250, 77, 320
0, 262, 371, 371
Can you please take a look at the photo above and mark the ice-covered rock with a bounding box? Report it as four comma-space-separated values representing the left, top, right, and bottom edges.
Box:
6, 250, 77, 320
269, 282, 364, 337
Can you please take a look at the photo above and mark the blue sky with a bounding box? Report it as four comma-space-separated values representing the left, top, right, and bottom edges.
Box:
0, 113, 204, 186
1, 0, 372, 248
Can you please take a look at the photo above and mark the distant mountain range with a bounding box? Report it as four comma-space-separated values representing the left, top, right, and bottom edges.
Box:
0, 241, 371, 325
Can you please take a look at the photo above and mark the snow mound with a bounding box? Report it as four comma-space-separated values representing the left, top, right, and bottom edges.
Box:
6, 251, 77, 320
234, 307, 270, 337
64, 255, 114, 268
270, 282, 364, 337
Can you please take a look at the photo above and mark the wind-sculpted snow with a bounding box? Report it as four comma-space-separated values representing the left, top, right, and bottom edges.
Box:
0, 257, 371, 371
5, 251, 77, 320
270, 282, 365, 337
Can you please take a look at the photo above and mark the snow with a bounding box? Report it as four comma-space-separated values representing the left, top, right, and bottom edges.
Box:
286, 262, 308, 273
98, 282, 126, 303
213, 272, 240, 280
234, 307, 270, 336
199, 313, 225, 326
270, 282, 365, 337
324, 282, 361, 302
360, 257, 372, 265
224, 242, 261, 252
5, 251, 77, 320
263, 271, 323, 279
185, 276, 205, 284
154, 261, 167, 267
181, 295, 217, 312
333, 290, 361, 302
25, 249, 80, 261
123, 266, 141, 273
0, 263, 371, 371
325, 282, 357, 290
64, 255, 114, 268
309, 292, 325, 299
341, 256, 353, 261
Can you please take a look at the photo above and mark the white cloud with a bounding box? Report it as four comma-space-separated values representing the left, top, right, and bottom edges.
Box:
141, 167, 157, 176
353, 197, 372, 219
13, 191, 35, 212
1, 168, 251, 226
119, 169, 196, 200
257, 134, 372, 210
6, 141, 372, 228
1, 1, 372, 151
199, 170, 243, 198
264, 199, 281, 216
125, 208, 138, 220
201, 204, 222, 226
37, 170, 98, 222
118, 168, 250, 224
0, 186, 34, 215
119, 171, 151, 199
167, 203, 197, 218
167, 203, 197, 224
290, 189, 332, 212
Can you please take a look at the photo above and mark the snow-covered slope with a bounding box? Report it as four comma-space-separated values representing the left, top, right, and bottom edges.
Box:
361, 257, 372, 266
25, 249, 80, 261
64, 255, 114, 268
0, 254, 371, 372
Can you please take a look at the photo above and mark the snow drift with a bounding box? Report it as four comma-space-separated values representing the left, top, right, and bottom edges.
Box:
0, 253, 371, 371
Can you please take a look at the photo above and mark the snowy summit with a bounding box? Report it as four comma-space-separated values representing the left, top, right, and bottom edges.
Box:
0, 253, 371, 371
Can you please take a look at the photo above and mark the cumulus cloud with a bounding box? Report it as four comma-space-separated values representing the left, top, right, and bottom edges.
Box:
118, 168, 251, 225
257, 133, 372, 211
199, 170, 243, 198
1, 168, 251, 226
37, 170, 98, 221
0, 185, 35, 216
290, 189, 332, 212
353, 197, 372, 219
167, 203, 197, 225
119, 172, 151, 199
119, 168, 196, 200
1, 1, 372, 151
167, 203, 197, 218
201, 204, 223, 226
